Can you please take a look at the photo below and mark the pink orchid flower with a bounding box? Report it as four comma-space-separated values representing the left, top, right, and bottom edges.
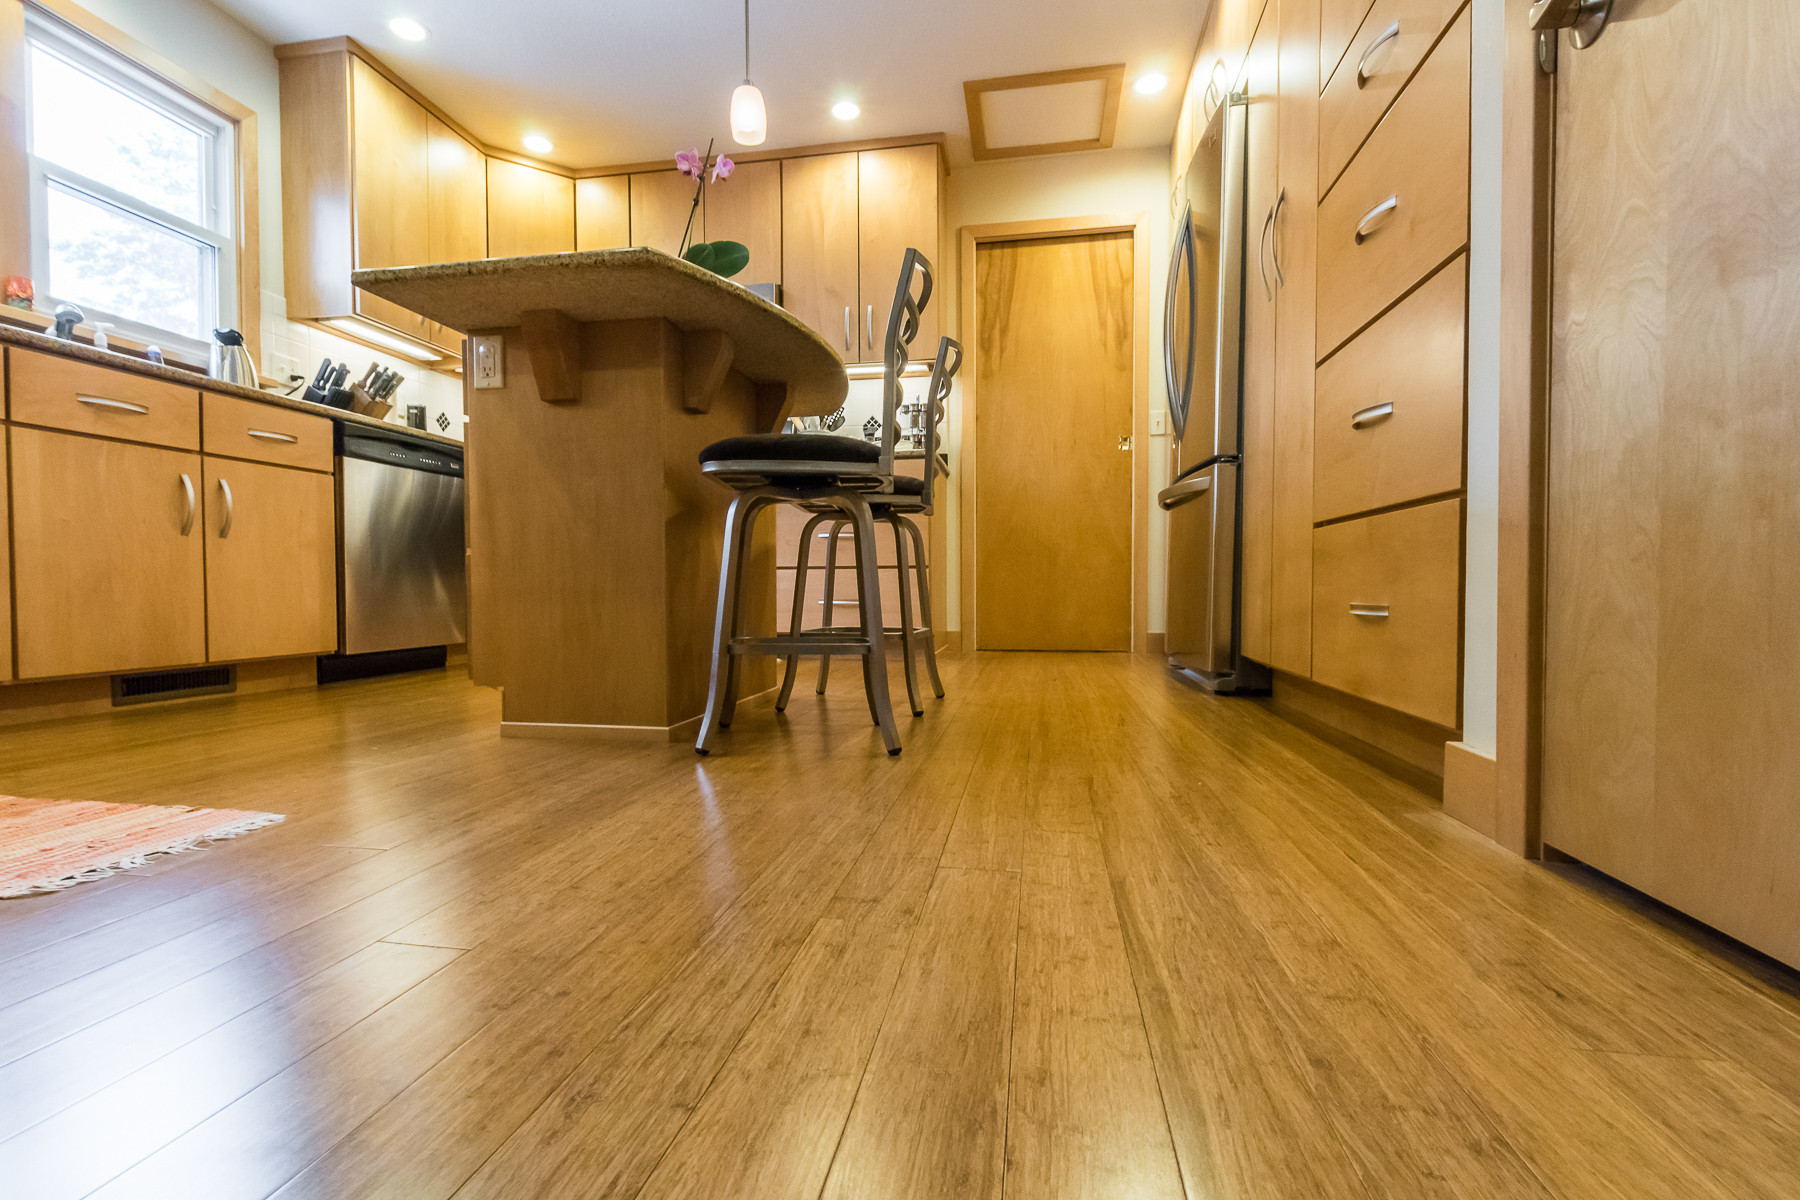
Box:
675, 147, 704, 178
711, 155, 734, 183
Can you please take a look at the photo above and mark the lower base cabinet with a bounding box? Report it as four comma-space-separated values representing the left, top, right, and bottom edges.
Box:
1, 443, 10, 681
9, 426, 207, 679
203, 458, 338, 663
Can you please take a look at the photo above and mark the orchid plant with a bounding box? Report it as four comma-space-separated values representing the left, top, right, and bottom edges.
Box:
675, 139, 750, 279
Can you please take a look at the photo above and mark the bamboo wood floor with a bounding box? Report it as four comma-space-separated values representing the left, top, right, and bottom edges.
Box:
2, 652, 1798, 1199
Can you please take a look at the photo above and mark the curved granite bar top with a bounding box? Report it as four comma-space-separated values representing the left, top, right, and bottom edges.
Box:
352, 247, 850, 419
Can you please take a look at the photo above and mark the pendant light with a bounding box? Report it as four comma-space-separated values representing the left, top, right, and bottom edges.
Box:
730, 0, 767, 146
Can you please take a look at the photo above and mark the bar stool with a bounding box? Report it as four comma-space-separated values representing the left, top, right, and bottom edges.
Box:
694, 248, 934, 756
785, 335, 960, 716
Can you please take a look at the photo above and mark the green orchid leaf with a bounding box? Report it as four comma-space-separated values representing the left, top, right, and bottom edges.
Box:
682, 240, 750, 279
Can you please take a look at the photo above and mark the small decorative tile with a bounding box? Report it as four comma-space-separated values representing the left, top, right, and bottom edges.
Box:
863, 416, 880, 442
436, 412, 451, 432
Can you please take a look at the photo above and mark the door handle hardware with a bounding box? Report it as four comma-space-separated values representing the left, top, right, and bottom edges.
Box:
843, 306, 852, 353
1529, 0, 1611, 46
218, 478, 235, 539
1356, 196, 1399, 243
1349, 604, 1391, 618
1156, 475, 1213, 511
179, 473, 195, 536
1351, 402, 1395, 429
247, 429, 299, 444
1259, 207, 1276, 301
1118, 435, 1134, 451
1271, 188, 1287, 287
77, 395, 149, 415
1357, 23, 1402, 87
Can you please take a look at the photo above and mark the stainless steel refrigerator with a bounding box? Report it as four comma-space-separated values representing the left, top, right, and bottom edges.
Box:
1159, 93, 1268, 694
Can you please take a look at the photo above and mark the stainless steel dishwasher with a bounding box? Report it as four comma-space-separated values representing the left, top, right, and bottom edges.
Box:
337, 429, 467, 654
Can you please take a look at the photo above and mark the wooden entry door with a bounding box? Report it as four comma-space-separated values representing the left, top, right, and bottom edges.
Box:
974, 232, 1134, 650
1541, 0, 1800, 967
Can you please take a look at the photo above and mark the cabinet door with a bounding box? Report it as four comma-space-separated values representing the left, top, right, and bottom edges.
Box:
1239, 15, 1280, 665
630, 169, 701, 256
204, 459, 338, 663
857, 145, 940, 362
9, 427, 206, 679
576, 176, 631, 250
351, 58, 430, 340
781, 152, 860, 359
1, 442, 11, 681
427, 115, 486, 264
487, 159, 575, 257
703, 158, 781, 288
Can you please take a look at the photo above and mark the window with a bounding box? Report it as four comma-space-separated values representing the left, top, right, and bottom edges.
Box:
24, 11, 236, 357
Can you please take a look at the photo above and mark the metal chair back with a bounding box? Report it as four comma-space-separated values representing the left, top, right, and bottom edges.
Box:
878, 248, 933, 476
918, 335, 961, 512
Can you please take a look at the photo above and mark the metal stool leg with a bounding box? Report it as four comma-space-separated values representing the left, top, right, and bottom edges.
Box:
777, 512, 832, 711
697, 491, 756, 754
887, 513, 923, 717
817, 519, 849, 694
845, 498, 900, 755
904, 516, 945, 699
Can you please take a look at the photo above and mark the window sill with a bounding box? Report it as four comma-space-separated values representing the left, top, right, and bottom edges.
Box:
0, 306, 209, 372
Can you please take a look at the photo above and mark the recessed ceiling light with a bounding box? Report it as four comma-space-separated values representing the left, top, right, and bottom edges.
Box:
523, 134, 554, 154
831, 100, 861, 121
388, 17, 428, 41
1133, 72, 1168, 96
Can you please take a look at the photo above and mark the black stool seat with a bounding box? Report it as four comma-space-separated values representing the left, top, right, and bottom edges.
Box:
698, 433, 877, 465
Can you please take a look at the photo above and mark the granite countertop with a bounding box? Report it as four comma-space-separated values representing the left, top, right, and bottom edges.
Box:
0, 322, 464, 449
352, 247, 848, 420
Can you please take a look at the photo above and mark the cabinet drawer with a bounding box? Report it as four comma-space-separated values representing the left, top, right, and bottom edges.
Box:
1322, 0, 1379, 92
1317, 6, 1470, 359
203, 393, 335, 472
8, 347, 200, 450
1314, 255, 1466, 522
1319, 0, 1468, 192
1312, 497, 1462, 726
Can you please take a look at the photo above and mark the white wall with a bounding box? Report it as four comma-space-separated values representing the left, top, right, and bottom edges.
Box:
1462, 0, 1503, 756
936, 146, 1174, 633
63, 0, 465, 436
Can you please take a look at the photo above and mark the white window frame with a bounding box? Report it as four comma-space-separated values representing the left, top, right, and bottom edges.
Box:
22, 9, 237, 361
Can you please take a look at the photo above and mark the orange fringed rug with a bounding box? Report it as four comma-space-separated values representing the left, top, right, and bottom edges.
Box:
0, 796, 284, 898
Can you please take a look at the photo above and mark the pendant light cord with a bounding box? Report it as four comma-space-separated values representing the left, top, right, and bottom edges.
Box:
743, 0, 751, 80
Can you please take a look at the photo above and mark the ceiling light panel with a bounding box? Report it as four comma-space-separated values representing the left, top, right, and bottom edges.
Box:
388, 16, 428, 41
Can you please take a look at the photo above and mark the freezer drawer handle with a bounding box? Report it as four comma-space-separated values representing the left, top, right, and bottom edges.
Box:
1156, 475, 1213, 511
1351, 402, 1395, 429
1356, 196, 1400, 244
77, 395, 149, 415
247, 429, 300, 444
1357, 22, 1403, 87
1349, 604, 1391, 619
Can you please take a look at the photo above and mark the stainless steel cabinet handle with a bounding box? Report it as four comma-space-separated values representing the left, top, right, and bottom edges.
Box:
866, 305, 875, 348
1349, 604, 1391, 618
77, 395, 149, 415
179, 473, 195, 536
820, 598, 861, 607
1357, 22, 1402, 86
1259, 206, 1276, 301
1356, 196, 1400, 244
1351, 402, 1395, 429
843, 306, 852, 352
247, 429, 299, 444
218, 477, 235, 539
1271, 188, 1287, 286
1156, 475, 1213, 511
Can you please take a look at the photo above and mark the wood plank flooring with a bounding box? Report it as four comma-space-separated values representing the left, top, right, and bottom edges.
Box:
2, 652, 1799, 1199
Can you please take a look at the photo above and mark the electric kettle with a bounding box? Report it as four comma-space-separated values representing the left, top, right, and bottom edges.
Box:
209, 328, 256, 386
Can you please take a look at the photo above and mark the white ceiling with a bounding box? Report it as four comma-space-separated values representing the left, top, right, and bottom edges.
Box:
208, 0, 1204, 167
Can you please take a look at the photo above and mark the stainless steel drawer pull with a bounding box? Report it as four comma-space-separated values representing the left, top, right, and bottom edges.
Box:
1351, 402, 1395, 429
1355, 196, 1400, 244
1357, 22, 1402, 86
218, 477, 235, 539
819, 598, 861, 607
247, 429, 299, 444
1349, 604, 1391, 619
179, 473, 196, 537
77, 395, 149, 415
844, 306, 853, 353
867, 305, 876, 348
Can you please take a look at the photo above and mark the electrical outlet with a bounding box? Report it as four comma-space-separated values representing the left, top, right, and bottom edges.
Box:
1150, 409, 1167, 436
269, 351, 300, 383
472, 335, 504, 389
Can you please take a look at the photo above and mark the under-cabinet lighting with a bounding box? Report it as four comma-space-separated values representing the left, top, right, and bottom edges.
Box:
322, 318, 443, 362
523, 134, 554, 154
388, 17, 429, 41
1133, 72, 1168, 95
845, 361, 932, 380
831, 100, 861, 121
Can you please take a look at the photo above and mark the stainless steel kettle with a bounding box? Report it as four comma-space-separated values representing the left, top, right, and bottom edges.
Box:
209, 328, 256, 386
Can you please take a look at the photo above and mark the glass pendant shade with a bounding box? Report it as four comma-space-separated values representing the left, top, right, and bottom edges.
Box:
731, 82, 767, 146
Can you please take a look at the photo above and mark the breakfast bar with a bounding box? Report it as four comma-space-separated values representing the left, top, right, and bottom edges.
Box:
354, 248, 848, 741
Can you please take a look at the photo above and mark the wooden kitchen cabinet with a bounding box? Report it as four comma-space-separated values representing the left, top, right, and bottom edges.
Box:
1239, 10, 1280, 666
203, 458, 338, 663
487, 159, 575, 257
350, 57, 430, 341
782, 152, 860, 359
704, 159, 782, 289
1, 442, 11, 681
629, 169, 701, 256
9, 426, 207, 679
857, 145, 940, 361
576, 175, 631, 250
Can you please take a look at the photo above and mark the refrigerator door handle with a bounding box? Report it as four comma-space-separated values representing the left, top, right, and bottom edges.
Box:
1157, 475, 1214, 511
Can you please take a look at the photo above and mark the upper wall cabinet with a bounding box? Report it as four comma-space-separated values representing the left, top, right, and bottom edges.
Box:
576, 176, 630, 251
487, 159, 574, 257
628, 169, 700, 257
703, 159, 782, 290
277, 40, 491, 362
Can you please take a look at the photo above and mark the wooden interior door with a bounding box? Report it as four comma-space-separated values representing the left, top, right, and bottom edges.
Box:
975, 232, 1134, 651
857, 145, 939, 361
781, 153, 860, 360
9, 427, 206, 679
203, 459, 338, 664
1541, 0, 1800, 967
1239, 9, 1280, 665
350, 57, 430, 338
